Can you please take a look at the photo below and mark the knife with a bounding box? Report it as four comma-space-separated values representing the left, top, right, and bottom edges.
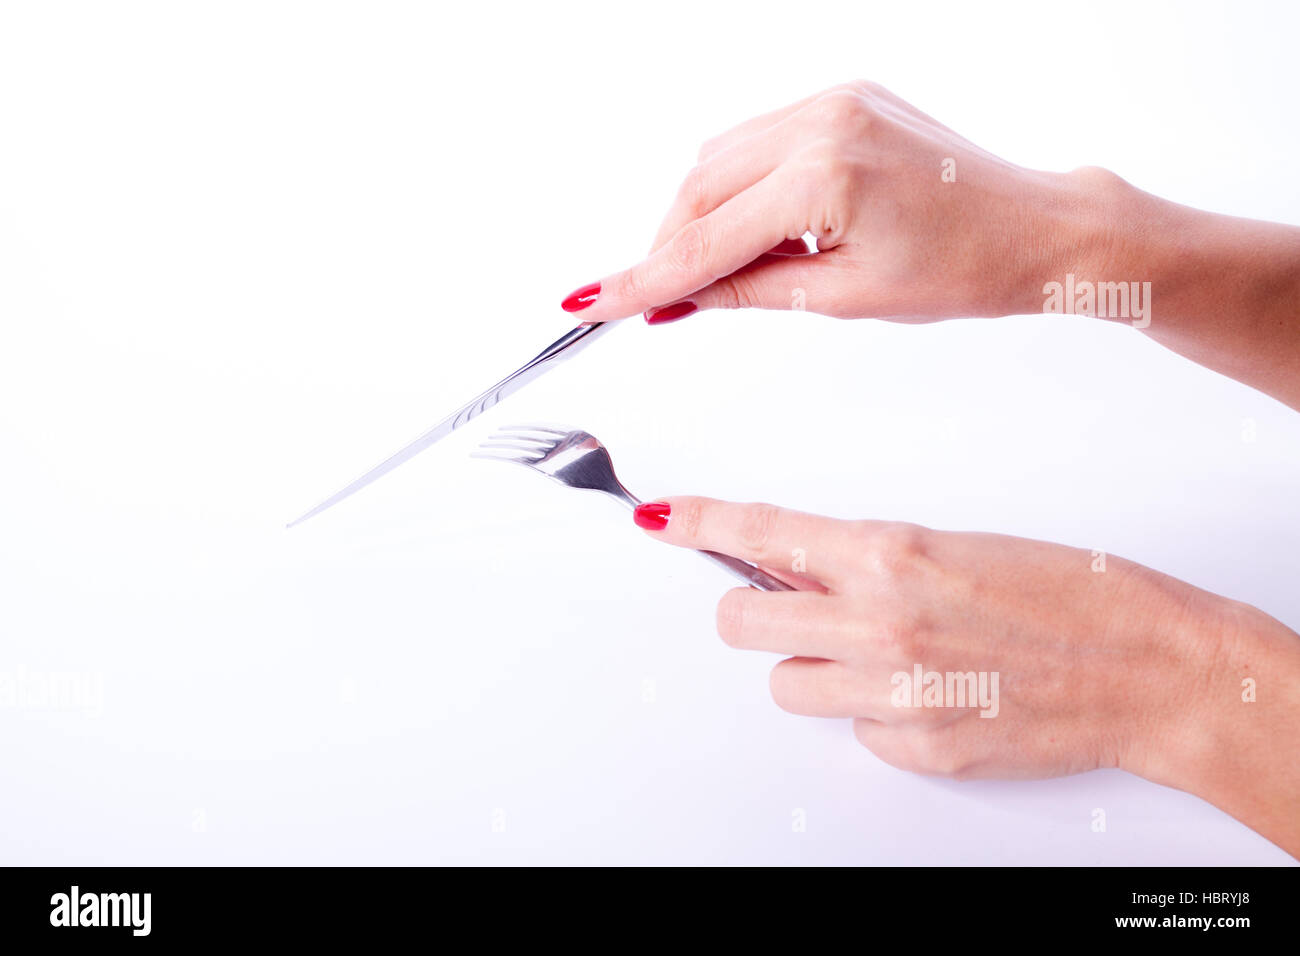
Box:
287, 320, 618, 528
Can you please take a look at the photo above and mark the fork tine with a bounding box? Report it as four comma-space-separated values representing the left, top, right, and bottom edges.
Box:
496, 423, 570, 436
488, 431, 564, 442
478, 440, 549, 454
486, 432, 554, 446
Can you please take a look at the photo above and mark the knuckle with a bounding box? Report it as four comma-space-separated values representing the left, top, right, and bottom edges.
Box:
613, 266, 650, 304
862, 522, 930, 581
676, 497, 705, 542
668, 219, 710, 273
789, 142, 861, 216
856, 721, 975, 779
846, 78, 886, 98
738, 502, 780, 555
768, 661, 799, 712
677, 164, 712, 218
852, 718, 889, 756
715, 589, 749, 648
709, 275, 746, 311
714, 268, 768, 311
811, 89, 872, 131
910, 730, 969, 778
801, 140, 857, 183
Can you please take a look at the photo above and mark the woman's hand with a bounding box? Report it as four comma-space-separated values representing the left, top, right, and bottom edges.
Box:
561, 80, 1115, 324
562, 81, 1300, 409
632, 495, 1300, 856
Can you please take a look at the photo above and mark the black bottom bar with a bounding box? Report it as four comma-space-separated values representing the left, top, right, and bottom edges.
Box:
0, 865, 1290, 943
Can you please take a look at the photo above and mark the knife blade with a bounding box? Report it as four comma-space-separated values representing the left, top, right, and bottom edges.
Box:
287, 320, 618, 528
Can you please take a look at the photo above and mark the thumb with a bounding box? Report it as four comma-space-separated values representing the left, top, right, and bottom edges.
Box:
644, 252, 844, 324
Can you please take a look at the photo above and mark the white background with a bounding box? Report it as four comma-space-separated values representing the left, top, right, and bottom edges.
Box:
1, 0, 1297, 864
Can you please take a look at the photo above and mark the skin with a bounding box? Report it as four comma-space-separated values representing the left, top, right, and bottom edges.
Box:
570, 82, 1300, 409
564, 82, 1300, 855
635, 499, 1300, 858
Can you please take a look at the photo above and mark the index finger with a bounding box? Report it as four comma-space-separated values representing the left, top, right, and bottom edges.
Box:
634, 496, 852, 589
568, 168, 804, 323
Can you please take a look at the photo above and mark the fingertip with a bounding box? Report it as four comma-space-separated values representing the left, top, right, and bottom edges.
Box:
560, 281, 601, 313
632, 501, 671, 531
633, 495, 708, 541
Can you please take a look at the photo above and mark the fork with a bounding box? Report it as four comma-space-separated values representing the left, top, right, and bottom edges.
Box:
472, 426, 795, 592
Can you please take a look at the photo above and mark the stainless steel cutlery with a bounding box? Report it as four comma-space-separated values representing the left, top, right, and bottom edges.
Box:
288, 321, 618, 528
473, 426, 795, 592
287, 323, 791, 591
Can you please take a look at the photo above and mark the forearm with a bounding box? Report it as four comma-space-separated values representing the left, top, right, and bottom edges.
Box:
1139, 599, 1300, 856
1083, 173, 1300, 409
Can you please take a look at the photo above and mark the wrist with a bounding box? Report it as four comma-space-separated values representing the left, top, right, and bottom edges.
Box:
1128, 594, 1300, 855
1042, 170, 1300, 407
1122, 590, 1239, 787
1011, 165, 1144, 318
1108, 569, 1227, 785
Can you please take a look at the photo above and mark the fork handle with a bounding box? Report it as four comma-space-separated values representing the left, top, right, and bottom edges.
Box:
695, 549, 796, 592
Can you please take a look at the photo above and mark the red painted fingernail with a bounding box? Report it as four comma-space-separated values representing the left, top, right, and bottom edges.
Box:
561, 282, 600, 312
645, 301, 697, 325
633, 501, 670, 531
